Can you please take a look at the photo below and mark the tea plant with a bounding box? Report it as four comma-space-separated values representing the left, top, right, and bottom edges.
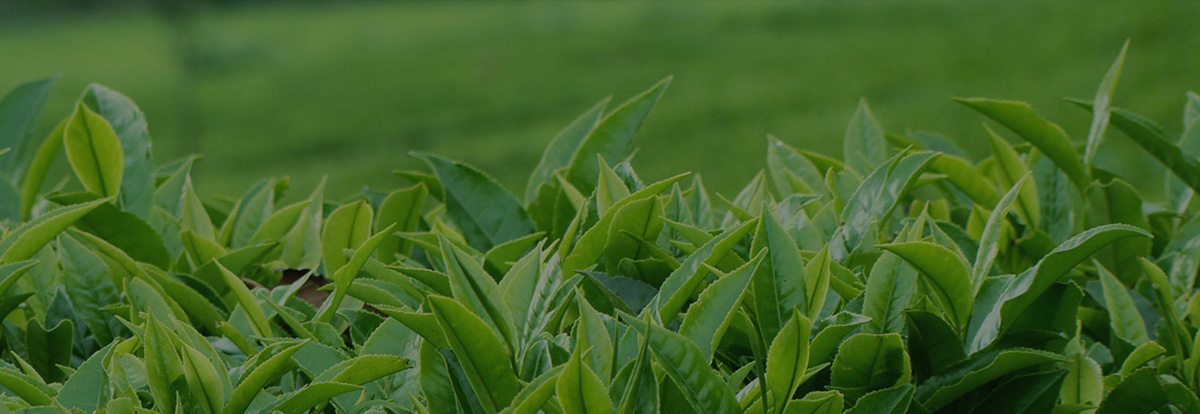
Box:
0, 42, 1197, 413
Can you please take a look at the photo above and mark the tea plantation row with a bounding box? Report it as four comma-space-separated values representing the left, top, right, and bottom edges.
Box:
0, 44, 1196, 413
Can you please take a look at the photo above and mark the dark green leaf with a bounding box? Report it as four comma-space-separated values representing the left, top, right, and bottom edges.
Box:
0, 74, 56, 173
1096, 368, 1168, 414
417, 153, 535, 251
844, 99, 887, 175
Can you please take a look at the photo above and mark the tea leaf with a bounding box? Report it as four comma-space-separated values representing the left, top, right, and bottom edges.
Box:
64, 102, 123, 198
766, 309, 812, 413
1083, 40, 1129, 167
0, 197, 110, 265
557, 339, 613, 414
427, 295, 521, 412
417, 153, 535, 251
879, 241, 973, 330
956, 98, 1088, 191
0, 74, 56, 174
564, 77, 671, 194
844, 99, 887, 175
621, 314, 741, 413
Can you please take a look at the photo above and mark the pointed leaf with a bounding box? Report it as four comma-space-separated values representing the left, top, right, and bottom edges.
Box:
956, 98, 1088, 190
879, 241, 973, 330
427, 295, 521, 412
678, 252, 764, 360
64, 102, 123, 197
0, 197, 110, 264
565, 77, 671, 194
1083, 40, 1129, 166
844, 99, 887, 175
621, 315, 741, 414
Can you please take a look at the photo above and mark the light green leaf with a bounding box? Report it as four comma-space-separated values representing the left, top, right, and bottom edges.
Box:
603, 196, 664, 276
483, 231, 543, 276
376, 182, 428, 262
766, 310, 812, 414
838, 150, 935, 255
58, 343, 113, 412
180, 175, 217, 241
0, 197, 110, 265
557, 340, 613, 414
862, 252, 917, 334
878, 241, 973, 330
829, 333, 910, 401
596, 155, 632, 217
998, 224, 1150, 332
750, 207, 809, 343
1119, 341, 1166, 380
144, 315, 184, 412
223, 340, 306, 414
215, 261, 272, 338
781, 390, 843, 414
767, 135, 828, 198
652, 217, 757, 322
223, 178, 277, 249
273, 382, 364, 414
248, 200, 310, 244
985, 125, 1039, 228
280, 179, 325, 270
63, 102, 123, 198
563, 173, 687, 274
0, 367, 55, 407
973, 173, 1030, 287
20, 117, 66, 220
316, 222, 396, 323
1097, 261, 1149, 345
576, 293, 613, 380
956, 97, 1088, 191
427, 295, 522, 412
1083, 40, 1129, 167
316, 354, 411, 385
678, 251, 764, 361
929, 152, 1000, 208
502, 366, 563, 414
180, 344, 225, 414
621, 315, 741, 414
1060, 353, 1103, 409
564, 76, 671, 194
78, 85, 154, 219
321, 200, 373, 276
842, 384, 913, 414
440, 234, 519, 352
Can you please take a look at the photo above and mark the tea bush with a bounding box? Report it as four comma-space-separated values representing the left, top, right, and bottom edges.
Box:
0, 43, 1196, 413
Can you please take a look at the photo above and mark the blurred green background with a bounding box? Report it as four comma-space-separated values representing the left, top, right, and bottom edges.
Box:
2, 1, 1198, 200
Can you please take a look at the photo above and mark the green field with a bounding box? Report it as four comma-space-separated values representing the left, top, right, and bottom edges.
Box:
2, 1, 1198, 199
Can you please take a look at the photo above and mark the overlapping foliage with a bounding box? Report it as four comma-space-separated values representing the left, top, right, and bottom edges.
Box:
0, 44, 1198, 413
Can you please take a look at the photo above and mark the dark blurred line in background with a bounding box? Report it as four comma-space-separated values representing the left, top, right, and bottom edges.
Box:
2, 1, 1198, 201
